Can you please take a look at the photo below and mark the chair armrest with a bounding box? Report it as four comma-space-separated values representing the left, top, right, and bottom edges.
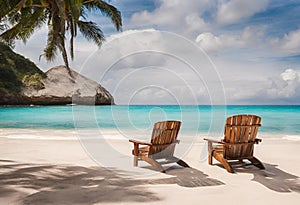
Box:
203, 138, 224, 144
129, 139, 152, 146
204, 138, 224, 156
254, 138, 262, 144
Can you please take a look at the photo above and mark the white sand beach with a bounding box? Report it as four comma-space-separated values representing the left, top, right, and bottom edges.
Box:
0, 129, 299, 205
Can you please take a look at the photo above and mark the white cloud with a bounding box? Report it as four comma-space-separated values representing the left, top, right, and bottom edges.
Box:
267, 69, 300, 98
281, 69, 300, 81
270, 29, 300, 54
216, 0, 269, 24
195, 26, 265, 52
130, 0, 210, 35
196, 32, 223, 52
185, 13, 210, 34
224, 68, 300, 103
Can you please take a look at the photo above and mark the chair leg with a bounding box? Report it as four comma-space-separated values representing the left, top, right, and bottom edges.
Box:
141, 156, 165, 173
248, 157, 265, 169
176, 159, 190, 168
166, 156, 190, 168
208, 153, 213, 165
133, 156, 138, 167
165, 156, 190, 168
214, 152, 234, 173
132, 143, 139, 167
207, 141, 213, 165
166, 157, 190, 167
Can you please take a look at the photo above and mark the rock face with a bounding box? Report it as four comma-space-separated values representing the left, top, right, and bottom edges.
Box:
21, 66, 114, 105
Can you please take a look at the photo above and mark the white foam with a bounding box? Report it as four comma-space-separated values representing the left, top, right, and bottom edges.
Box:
282, 135, 300, 141
0, 128, 134, 141
3, 135, 78, 141
0, 128, 74, 140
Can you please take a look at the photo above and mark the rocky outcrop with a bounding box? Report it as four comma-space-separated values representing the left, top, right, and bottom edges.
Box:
0, 42, 114, 105
21, 66, 114, 105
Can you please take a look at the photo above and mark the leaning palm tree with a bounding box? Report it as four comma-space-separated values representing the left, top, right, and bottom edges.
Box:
0, 0, 122, 73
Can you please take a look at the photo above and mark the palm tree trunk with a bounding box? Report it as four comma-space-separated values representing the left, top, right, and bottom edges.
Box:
59, 41, 73, 79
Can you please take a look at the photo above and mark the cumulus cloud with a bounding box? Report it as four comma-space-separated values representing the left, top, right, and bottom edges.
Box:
195, 26, 265, 52
266, 69, 300, 99
130, 0, 210, 35
281, 69, 300, 81
270, 29, 300, 54
216, 0, 269, 24
184, 13, 209, 34
196, 32, 223, 52
224, 68, 300, 104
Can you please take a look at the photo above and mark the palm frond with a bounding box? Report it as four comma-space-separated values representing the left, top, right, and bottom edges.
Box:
83, 0, 122, 31
0, 7, 46, 44
0, 16, 9, 32
77, 20, 104, 46
43, 26, 59, 62
0, 0, 18, 20
66, 0, 83, 22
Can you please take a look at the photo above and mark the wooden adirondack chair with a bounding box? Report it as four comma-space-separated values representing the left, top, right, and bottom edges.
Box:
204, 114, 265, 173
129, 120, 189, 173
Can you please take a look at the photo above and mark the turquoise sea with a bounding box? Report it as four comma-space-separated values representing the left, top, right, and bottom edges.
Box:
0, 105, 299, 135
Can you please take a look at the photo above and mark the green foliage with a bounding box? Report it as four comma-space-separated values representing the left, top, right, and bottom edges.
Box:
0, 42, 45, 94
22, 73, 45, 89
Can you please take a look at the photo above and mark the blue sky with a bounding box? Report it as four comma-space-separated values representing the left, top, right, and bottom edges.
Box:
14, 0, 300, 105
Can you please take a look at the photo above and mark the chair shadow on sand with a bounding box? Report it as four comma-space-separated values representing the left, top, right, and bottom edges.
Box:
216, 162, 300, 193
0, 160, 223, 205
144, 165, 224, 188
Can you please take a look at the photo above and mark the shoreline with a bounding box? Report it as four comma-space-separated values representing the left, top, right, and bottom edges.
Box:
0, 128, 299, 141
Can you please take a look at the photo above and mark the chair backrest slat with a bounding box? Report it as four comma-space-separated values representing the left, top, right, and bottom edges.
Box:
223, 115, 261, 159
149, 121, 181, 158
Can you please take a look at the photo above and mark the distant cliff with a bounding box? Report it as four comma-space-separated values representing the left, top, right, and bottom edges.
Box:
0, 43, 114, 105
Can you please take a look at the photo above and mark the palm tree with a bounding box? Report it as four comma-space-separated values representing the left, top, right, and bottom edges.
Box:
0, 0, 122, 74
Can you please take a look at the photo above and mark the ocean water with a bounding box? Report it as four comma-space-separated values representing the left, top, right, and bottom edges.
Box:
0, 105, 299, 136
